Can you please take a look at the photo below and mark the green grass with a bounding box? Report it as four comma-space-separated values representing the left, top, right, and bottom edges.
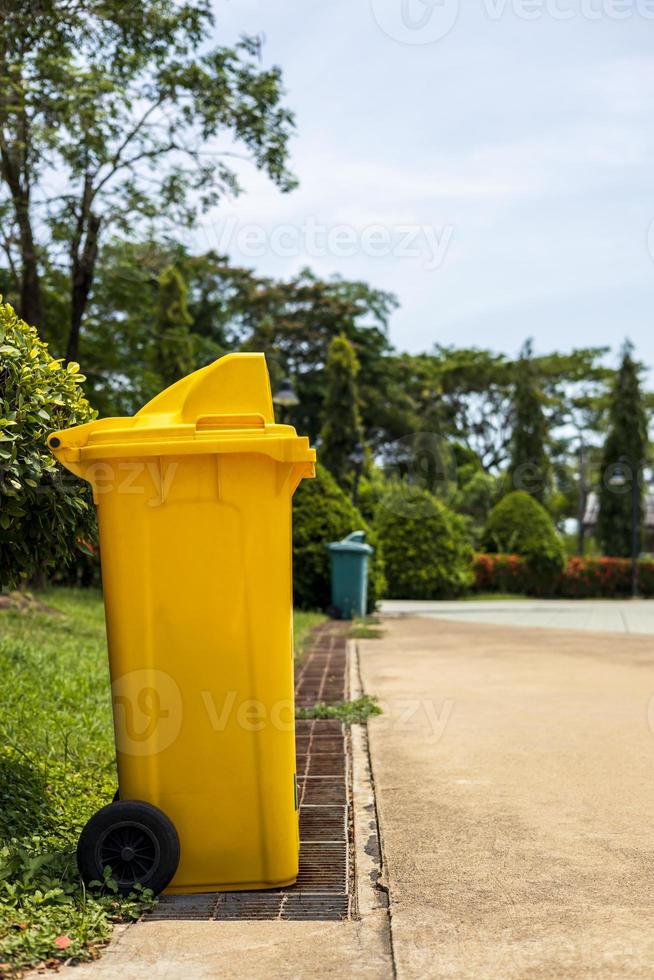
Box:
0, 587, 155, 975
349, 616, 385, 640
296, 695, 382, 725
293, 610, 326, 657
0, 587, 324, 975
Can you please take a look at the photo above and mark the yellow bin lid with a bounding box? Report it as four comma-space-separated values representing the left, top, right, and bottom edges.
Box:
48, 353, 316, 479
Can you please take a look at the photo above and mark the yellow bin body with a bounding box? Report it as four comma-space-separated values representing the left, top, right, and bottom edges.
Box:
50, 353, 315, 893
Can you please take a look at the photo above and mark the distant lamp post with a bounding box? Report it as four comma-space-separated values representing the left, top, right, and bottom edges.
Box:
272, 377, 299, 422
350, 442, 365, 508
608, 463, 640, 598
577, 441, 588, 556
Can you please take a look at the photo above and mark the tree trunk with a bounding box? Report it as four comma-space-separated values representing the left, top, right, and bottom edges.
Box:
0, 144, 42, 328
66, 211, 101, 363
18, 219, 42, 328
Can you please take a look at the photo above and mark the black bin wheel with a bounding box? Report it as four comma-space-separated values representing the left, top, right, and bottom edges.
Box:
77, 800, 180, 896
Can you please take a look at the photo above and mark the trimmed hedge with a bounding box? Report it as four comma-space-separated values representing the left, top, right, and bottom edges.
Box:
0, 302, 96, 590
474, 553, 654, 598
561, 557, 654, 598
292, 463, 385, 611
482, 490, 565, 590
376, 483, 473, 599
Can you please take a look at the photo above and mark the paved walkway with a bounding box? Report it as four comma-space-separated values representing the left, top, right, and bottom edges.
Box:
380, 598, 654, 634
359, 616, 654, 978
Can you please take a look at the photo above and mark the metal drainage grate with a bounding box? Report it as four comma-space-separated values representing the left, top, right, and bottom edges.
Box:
299, 805, 347, 841
148, 621, 352, 922
297, 752, 346, 778
150, 894, 218, 920
214, 893, 350, 921
298, 777, 347, 805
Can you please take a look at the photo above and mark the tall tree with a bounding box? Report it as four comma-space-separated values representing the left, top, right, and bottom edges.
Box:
154, 265, 195, 388
319, 334, 365, 491
509, 339, 550, 505
0, 2, 296, 358
598, 341, 649, 557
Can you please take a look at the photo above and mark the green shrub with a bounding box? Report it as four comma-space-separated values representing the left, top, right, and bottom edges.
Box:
482, 491, 565, 584
293, 463, 385, 611
473, 553, 654, 598
376, 484, 473, 599
561, 556, 654, 598
473, 552, 542, 595
0, 302, 96, 590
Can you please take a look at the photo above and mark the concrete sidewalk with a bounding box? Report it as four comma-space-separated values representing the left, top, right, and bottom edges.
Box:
359, 616, 654, 978
380, 598, 654, 635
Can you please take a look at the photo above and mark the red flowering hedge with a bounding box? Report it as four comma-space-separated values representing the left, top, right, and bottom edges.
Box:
474, 553, 654, 598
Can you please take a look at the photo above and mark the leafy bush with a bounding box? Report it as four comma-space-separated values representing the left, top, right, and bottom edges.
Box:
376, 484, 473, 599
561, 556, 654, 598
0, 302, 96, 590
474, 553, 542, 595
482, 490, 565, 586
293, 463, 385, 611
473, 553, 654, 598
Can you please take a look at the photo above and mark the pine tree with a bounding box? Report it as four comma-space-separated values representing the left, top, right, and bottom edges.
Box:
598, 341, 648, 557
319, 334, 365, 491
154, 265, 194, 386
509, 339, 550, 505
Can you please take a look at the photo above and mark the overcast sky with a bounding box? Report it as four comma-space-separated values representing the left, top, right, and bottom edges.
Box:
204, 0, 654, 373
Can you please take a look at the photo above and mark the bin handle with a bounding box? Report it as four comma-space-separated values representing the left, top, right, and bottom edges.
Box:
195, 413, 266, 431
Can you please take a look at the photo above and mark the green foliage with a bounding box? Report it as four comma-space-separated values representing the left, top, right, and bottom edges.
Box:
0, 303, 96, 591
598, 342, 649, 557
376, 484, 473, 599
0, 845, 155, 975
29, 235, 627, 530
409, 344, 610, 498
319, 334, 365, 491
0, 589, 156, 974
449, 442, 500, 543
354, 467, 390, 526
0, 4, 296, 355
154, 265, 195, 387
62, 245, 400, 432
238, 267, 400, 448
508, 339, 551, 505
295, 695, 382, 725
292, 464, 385, 611
482, 491, 566, 581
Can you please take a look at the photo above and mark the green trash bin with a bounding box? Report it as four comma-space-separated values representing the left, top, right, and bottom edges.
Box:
326, 531, 373, 619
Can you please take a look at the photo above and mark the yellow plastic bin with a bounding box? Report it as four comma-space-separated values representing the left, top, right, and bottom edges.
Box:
48, 353, 315, 895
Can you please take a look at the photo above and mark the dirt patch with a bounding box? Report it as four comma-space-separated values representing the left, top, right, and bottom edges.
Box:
0, 591, 61, 615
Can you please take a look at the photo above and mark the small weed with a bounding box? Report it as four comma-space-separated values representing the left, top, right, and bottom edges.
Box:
296, 695, 382, 725
0, 842, 155, 976
349, 616, 385, 640
350, 624, 385, 639
350, 616, 386, 640
293, 611, 326, 659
